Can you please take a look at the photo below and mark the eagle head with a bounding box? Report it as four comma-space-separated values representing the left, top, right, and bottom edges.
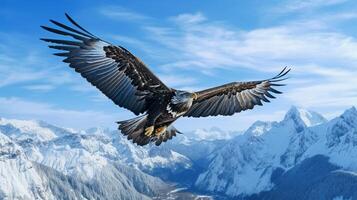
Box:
169, 90, 195, 115
171, 90, 194, 104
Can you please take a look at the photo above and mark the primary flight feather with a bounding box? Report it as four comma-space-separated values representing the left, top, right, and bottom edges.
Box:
41, 14, 290, 146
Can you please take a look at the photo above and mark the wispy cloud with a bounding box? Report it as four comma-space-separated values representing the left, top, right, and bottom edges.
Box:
276, 0, 348, 13
171, 12, 206, 24
158, 74, 198, 90
23, 84, 55, 92
70, 82, 97, 93
0, 46, 50, 88
0, 68, 46, 88
0, 32, 96, 93
99, 6, 151, 22
0, 52, 77, 92
144, 12, 357, 73
286, 65, 357, 110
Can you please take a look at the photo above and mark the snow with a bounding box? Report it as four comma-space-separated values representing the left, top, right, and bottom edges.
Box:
195, 106, 357, 197
0, 118, 74, 142
167, 187, 187, 194
296, 107, 327, 127
0, 105, 355, 198
0, 132, 54, 199
333, 196, 352, 200
0, 120, 169, 199
0, 116, 193, 182
246, 121, 274, 136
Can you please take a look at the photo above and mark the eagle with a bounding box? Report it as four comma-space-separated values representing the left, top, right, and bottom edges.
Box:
41, 14, 290, 146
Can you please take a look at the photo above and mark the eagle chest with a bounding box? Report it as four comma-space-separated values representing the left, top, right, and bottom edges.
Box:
165, 96, 192, 118
166, 103, 188, 118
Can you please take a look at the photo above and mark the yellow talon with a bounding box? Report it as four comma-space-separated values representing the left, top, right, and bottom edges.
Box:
144, 126, 154, 136
155, 126, 167, 137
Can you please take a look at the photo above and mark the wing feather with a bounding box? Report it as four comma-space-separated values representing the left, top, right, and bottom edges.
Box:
41, 14, 170, 115
184, 68, 290, 117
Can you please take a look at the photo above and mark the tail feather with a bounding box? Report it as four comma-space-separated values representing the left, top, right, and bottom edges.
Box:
154, 126, 181, 146
117, 115, 182, 146
117, 115, 150, 146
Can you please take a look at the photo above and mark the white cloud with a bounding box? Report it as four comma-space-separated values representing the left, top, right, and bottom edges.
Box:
171, 12, 206, 24
277, 0, 348, 13
0, 51, 50, 88
286, 65, 357, 110
158, 74, 197, 89
0, 35, 95, 93
0, 69, 46, 88
23, 84, 55, 92
0, 97, 125, 129
99, 6, 150, 22
0, 54, 78, 91
145, 16, 357, 73
70, 82, 97, 93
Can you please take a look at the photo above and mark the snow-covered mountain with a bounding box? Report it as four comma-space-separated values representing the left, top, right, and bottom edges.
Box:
249, 155, 357, 200
0, 118, 192, 172
0, 117, 229, 192
0, 118, 72, 142
0, 118, 200, 199
1, 106, 356, 199
0, 132, 55, 199
195, 106, 357, 199
0, 114, 239, 199
0, 129, 172, 199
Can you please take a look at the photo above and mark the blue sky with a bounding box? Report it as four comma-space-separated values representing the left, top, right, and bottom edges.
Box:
1, 0, 357, 131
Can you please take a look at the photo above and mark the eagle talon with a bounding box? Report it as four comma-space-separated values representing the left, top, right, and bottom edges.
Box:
144, 126, 154, 136
155, 126, 167, 137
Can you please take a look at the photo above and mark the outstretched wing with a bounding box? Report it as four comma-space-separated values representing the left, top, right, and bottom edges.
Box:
184, 67, 290, 118
41, 14, 170, 115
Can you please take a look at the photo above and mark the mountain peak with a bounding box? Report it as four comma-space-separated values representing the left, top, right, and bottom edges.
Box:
341, 106, 357, 117
338, 106, 357, 126
283, 106, 327, 130
245, 120, 275, 136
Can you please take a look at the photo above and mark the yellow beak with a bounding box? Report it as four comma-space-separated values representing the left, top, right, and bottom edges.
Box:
192, 93, 198, 100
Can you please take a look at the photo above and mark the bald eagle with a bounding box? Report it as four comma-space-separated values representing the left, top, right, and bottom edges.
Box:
41, 14, 290, 146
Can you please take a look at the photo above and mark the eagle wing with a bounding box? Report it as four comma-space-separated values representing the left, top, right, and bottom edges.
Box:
41, 14, 170, 115
184, 68, 290, 117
